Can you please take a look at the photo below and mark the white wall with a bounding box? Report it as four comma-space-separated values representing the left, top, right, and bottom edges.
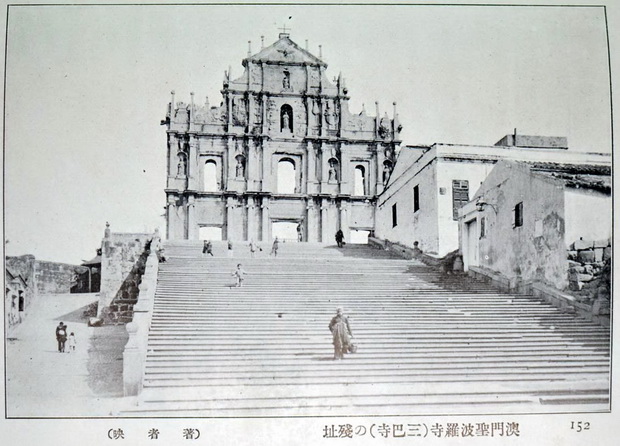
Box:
435, 160, 495, 256
564, 188, 611, 246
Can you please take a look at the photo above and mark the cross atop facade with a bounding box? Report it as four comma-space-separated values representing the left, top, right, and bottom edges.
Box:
278, 24, 291, 36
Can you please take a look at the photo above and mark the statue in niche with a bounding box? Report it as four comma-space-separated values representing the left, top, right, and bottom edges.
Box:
324, 102, 333, 127
282, 112, 290, 131
177, 154, 187, 177
235, 157, 245, 178
283, 71, 291, 89
328, 160, 339, 182
383, 163, 392, 186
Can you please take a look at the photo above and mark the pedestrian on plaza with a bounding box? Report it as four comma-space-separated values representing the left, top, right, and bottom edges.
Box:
227, 240, 234, 258
232, 263, 246, 288
329, 308, 353, 360
270, 237, 279, 257
296, 222, 304, 242
335, 229, 345, 248
67, 332, 77, 353
55, 322, 68, 353
249, 239, 259, 258
203, 240, 213, 257
156, 246, 167, 263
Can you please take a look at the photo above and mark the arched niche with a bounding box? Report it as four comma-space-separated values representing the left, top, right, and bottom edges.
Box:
280, 104, 293, 133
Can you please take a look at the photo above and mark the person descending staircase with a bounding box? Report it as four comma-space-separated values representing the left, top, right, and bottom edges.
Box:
121, 241, 610, 416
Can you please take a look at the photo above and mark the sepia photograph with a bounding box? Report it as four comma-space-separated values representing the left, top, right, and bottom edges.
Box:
2, 1, 616, 444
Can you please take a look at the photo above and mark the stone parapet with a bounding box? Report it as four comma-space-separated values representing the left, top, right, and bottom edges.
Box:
123, 237, 160, 397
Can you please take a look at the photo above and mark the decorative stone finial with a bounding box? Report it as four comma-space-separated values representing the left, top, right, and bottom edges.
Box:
105, 221, 111, 238
261, 35, 265, 49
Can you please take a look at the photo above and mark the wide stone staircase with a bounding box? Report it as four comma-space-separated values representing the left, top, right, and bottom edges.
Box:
121, 241, 611, 416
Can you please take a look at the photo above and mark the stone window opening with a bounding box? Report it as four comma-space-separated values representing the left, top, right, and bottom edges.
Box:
413, 185, 420, 212
203, 160, 219, 191
354, 165, 366, 196
277, 158, 296, 194
280, 104, 293, 133
392, 203, 398, 227
514, 202, 524, 228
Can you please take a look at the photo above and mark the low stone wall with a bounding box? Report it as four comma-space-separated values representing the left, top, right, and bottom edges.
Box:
369, 237, 443, 266
34, 260, 89, 295
98, 229, 154, 323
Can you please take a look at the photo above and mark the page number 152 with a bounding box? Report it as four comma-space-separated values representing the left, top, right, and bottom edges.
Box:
571, 421, 590, 432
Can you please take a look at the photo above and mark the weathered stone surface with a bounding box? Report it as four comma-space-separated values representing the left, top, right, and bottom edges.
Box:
567, 251, 578, 261
577, 249, 595, 263
594, 248, 604, 262
568, 260, 581, 269
573, 239, 594, 250
593, 239, 609, 248
578, 273, 594, 283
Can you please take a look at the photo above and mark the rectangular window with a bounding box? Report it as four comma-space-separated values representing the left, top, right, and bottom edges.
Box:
514, 202, 524, 228
480, 216, 486, 238
392, 203, 398, 227
413, 185, 420, 212
452, 180, 470, 220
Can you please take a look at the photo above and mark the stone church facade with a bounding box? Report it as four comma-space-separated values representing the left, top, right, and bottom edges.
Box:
162, 32, 401, 242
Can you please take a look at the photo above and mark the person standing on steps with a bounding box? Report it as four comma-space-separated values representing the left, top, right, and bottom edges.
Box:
335, 229, 345, 248
55, 322, 68, 353
232, 263, 246, 288
270, 237, 279, 257
329, 308, 353, 360
203, 240, 213, 257
248, 239, 261, 258
227, 240, 234, 258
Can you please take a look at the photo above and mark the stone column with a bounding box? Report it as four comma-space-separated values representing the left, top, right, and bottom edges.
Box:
225, 196, 235, 240
339, 143, 349, 195
306, 200, 319, 242
261, 197, 270, 242
375, 142, 385, 195
186, 195, 196, 239
261, 140, 272, 192
188, 136, 199, 191
247, 196, 256, 242
340, 200, 350, 241
321, 198, 330, 243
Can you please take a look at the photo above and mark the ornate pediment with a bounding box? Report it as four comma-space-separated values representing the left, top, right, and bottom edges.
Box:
245, 35, 327, 67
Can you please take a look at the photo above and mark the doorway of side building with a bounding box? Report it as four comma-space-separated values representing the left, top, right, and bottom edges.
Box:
271, 221, 299, 242
349, 229, 370, 244
199, 226, 223, 241
463, 219, 479, 270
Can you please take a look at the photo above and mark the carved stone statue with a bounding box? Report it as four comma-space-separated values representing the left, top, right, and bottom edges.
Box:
282, 112, 290, 131
328, 165, 338, 182
177, 155, 187, 176
283, 72, 291, 89
235, 158, 245, 178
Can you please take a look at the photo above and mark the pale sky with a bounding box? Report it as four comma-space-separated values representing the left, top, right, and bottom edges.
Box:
3, 3, 613, 264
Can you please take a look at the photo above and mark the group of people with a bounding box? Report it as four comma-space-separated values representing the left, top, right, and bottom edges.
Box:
55, 322, 76, 353
201, 238, 281, 258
